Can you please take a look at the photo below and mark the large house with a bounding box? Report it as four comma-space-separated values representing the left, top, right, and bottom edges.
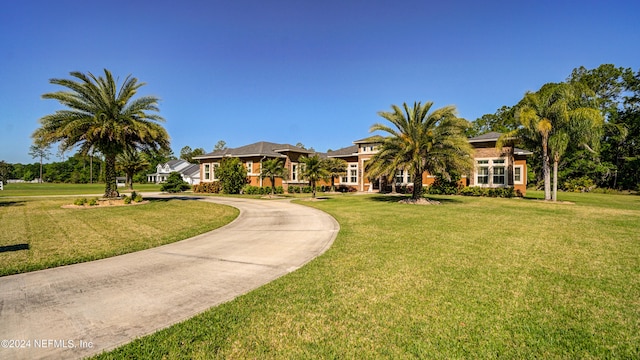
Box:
193, 142, 313, 188
194, 133, 531, 194
147, 159, 201, 185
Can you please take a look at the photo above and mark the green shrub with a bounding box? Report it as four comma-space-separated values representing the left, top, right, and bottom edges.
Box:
217, 158, 248, 194
427, 173, 463, 195
302, 186, 312, 193
88, 198, 98, 206
123, 195, 132, 204
459, 187, 518, 198
134, 194, 143, 203
161, 172, 191, 193
563, 177, 596, 192
74, 198, 87, 206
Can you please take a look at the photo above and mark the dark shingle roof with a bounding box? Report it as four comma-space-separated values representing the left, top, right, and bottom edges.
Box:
468, 131, 503, 142
327, 145, 358, 158
194, 141, 311, 160
353, 135, 385, 144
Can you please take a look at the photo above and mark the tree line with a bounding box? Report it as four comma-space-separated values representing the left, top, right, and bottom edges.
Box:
469, 63, 640, 192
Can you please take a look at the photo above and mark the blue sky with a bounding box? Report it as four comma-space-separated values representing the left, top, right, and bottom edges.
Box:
1, 0, 638, 164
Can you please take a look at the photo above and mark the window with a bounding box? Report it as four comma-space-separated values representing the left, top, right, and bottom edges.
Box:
477, 167, 489, 184
212, 163, 220, 180
291, 163, 298, 181
341, 163, 357, 184
476, 159, 509, 186
395, 170, 403, 184
204, 164, 210, 180
350, 164, 358, 183
514, 165, 523, 184
493, 166, 505, 185
246, 161, 253, 174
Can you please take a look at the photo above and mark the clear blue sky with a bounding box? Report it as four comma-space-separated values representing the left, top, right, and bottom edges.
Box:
1, 0, 638, 164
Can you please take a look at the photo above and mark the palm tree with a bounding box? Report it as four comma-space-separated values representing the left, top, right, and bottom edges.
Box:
510, 83, 603, 201
33, 69, 170, 198
322, 158, 347, 192
369, 101, 474, 200
300, 155, 329, 198
117, 148, 150, 190
260, 158, 287, 195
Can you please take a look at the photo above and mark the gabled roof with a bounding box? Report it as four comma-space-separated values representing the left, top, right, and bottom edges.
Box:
182, 164, 200, 177
327, 145, 358, 158
194, 141, 311, 160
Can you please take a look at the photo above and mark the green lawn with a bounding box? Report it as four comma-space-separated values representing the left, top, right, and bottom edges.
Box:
94, 191, 640, 359
0, 197, 238, 276
0, 182, 162, 197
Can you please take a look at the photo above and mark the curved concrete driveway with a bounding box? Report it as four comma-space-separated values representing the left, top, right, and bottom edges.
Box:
0, 196, 339, 359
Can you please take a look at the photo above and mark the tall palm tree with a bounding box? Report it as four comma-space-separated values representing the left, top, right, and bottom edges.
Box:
300, 155, 329, 198
33, 69, 170, 198
322, 157, 347, 192
510, 83, 603, 201
117, 148, 150, 190
369, 101, 474, 200
260, 158, 287, 195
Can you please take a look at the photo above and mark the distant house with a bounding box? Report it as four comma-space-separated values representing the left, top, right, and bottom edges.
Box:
147, 159, 201, 185
195, 133, 531, 194
194, 142, 312, 188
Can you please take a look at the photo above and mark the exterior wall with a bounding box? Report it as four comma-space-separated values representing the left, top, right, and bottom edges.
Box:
513, 157, 527, 195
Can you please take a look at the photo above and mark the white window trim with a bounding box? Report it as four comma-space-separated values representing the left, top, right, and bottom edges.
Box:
341, 163, 358, 185
246, 161, 254, 175
514, 164, 524, 185
474, 157, 509, 188
204, 164, 211, 181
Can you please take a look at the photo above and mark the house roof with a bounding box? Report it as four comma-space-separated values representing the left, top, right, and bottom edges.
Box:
182, 164, 200, 177
353, 135, 385, 144
327, 145, 358, 158
468, 131, 504, 143
194, 141, 311, 160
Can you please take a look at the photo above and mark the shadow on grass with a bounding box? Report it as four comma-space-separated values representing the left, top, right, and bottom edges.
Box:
0, 243, 30, 253
368, 194, 463, 204
0, 201, 26, 207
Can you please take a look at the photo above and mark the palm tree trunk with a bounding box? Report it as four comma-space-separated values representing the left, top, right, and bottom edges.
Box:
128, 171, 134, 190
412, 169, 423, 200
330, 177, 335, 192
552, 159, 559, 201
311, 180, 316, 198
104, 154, 118, 198
271, 176, 275, 195
542, 136, 551, 201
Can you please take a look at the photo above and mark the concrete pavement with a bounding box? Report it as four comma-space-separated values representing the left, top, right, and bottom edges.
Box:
0, 196, 339, 359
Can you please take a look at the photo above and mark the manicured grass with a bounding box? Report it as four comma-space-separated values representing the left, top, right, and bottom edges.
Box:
0, 197, 238, 276
94, 192, 639, 359
0, 182, 162, 197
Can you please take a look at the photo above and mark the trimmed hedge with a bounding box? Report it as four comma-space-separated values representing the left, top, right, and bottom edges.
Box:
242, 185, 284, 195
193, 182, 222, 194
459, 186, 521, 198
